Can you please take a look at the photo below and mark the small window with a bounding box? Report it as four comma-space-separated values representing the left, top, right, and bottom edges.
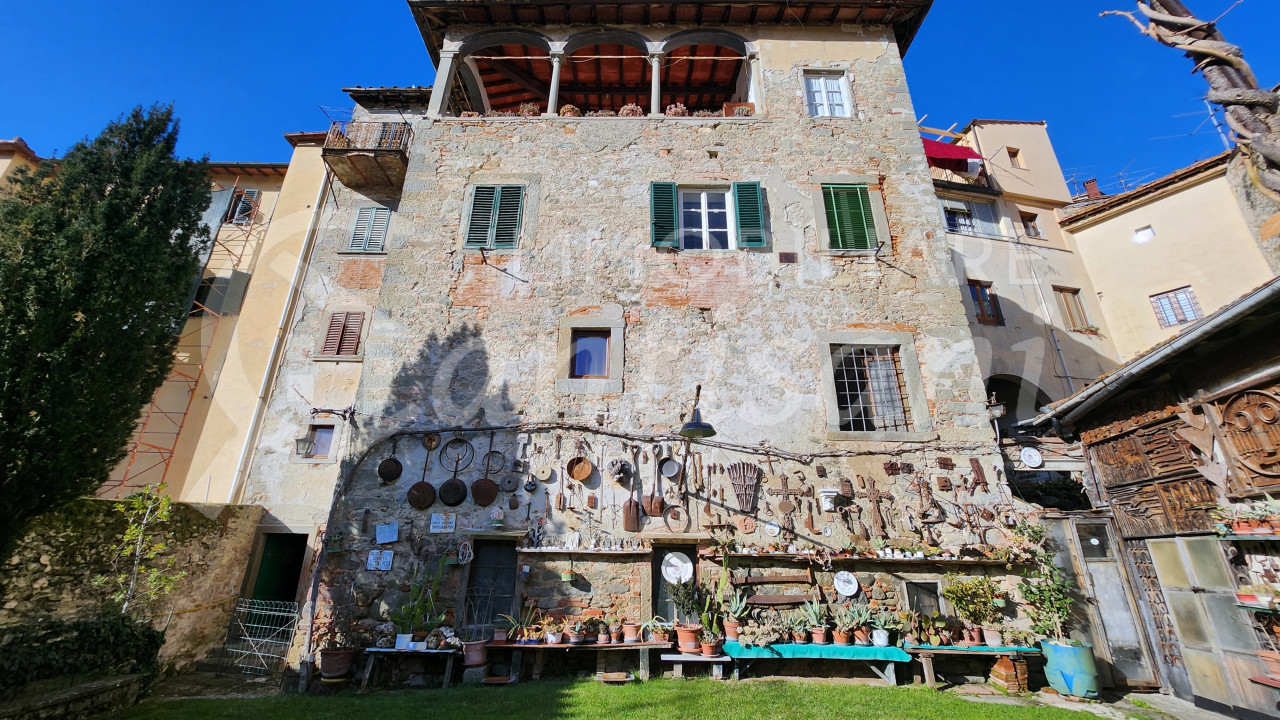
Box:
303, 424, 336, 459
822, 185, 878, 251
347, 207, 391, 252
1021, 213, 1042, 239
939, 196, 1002, 239
1133, 225, 1156, 244
227, 188, 261, 225
830, 345, 912, 432
967, 280, 1004, 326
465, 185, 524, 249
321, 311, 365, 357
906, 581, 941, 616
680, 189, 734, 250
570, 330, 610, 379
1150, 286, 1202, 328
1054, 286, 1090, 331
803, 72, 851, 118
1007, 147, 1025, 169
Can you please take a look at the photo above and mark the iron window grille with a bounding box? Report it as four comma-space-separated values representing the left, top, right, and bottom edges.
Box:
831, 345, 912, 432
1150, 286, 1202, 328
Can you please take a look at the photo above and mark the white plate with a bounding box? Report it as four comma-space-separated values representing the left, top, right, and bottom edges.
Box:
660, 552, 694, 584
764, 522, 781, 537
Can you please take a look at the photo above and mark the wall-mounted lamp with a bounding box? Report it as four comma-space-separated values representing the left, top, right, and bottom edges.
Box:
679, 384, 717, 439
295, 436, 315, 457
985, 393, 1006, 420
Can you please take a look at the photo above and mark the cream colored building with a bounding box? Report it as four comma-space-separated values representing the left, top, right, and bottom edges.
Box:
928, 120, 1119, 428
102, 132, 331, 504
1060, 153, 1275, 361
0, 137, 40, 183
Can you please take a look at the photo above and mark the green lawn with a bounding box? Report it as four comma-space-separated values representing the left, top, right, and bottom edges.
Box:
109, 679, 1088, 720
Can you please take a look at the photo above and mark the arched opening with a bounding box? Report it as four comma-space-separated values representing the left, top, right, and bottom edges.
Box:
660, 31, 751, 115
469, 43, 553, 115
559, 32, 653, 114
986, 375, 1052, 437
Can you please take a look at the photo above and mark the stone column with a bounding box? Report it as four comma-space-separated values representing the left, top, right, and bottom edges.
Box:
547, 53, 564, 116
427, 51, 458, 118
747, 51, 764, 115
649, 54, 663, 117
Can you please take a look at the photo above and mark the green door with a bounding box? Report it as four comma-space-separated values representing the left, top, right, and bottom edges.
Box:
251, 533, 308, 602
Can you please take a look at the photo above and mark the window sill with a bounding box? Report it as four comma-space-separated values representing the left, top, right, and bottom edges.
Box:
825, 248, 878, 257
975, 318, 1005, 327
826, 430, 938, 443
556, 378, 623, 395
312, 354, 364, 363
336, 251, 388, 257
944, 229, 1012, 242
289, 454, 339, 465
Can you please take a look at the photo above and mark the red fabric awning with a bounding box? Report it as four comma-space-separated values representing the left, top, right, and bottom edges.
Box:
921, 137, 983, 161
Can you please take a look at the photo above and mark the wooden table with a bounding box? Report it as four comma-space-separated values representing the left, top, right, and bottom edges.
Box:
486, 641, 672, 682
359, 647, 459, 692
903, 644, 1041, 689
660, 653, 731, 680
721, 641, 910, 685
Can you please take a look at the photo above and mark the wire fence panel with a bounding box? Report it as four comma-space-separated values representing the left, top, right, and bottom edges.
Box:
219, 599, 300, 677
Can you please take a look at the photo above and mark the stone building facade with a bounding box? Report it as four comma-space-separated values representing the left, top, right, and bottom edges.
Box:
237, 0, 1037, 673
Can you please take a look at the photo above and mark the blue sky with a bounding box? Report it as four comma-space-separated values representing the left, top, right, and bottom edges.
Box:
2, 0, 1275, 194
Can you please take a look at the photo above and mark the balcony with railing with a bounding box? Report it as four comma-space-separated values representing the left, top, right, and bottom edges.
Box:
929, 164, 997, 192
322, 121, 412, 190
922, 137, 998, 194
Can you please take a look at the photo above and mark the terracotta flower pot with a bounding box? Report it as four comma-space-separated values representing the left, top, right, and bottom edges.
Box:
318, 648, 359, 678
611, 631, 622, 643
811, 627, 830, 645
833, 630, 852, 646
1269, 517, 1280, 532
968, 627, 985, 645
623, 623, 641, 643
411, 630, 429, 642
852, 627, 872, 646
566, 632, 584, 644
597, 632, 611, 644
791, 631, 809, 645
462, 640, 488, 667
700, 640, 722, 657
675, 624, 704, 655
1233, 519, 1252, 533
724, 619, 742, 641
650, 630, 670, 643
494, 629, 509, 644
982, 628, 1004, 647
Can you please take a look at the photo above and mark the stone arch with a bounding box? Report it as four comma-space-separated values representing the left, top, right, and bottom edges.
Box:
562, 29, 654, 56
457, 29, 553, 57
986, 375, 1053, 432
657, 29, 751, 56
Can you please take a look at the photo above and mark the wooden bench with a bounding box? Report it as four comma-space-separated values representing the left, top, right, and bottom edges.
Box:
486, 640, 672, 682
358, 647, 458, 692
660, 653, 731, 680
903, 643, 1041, 690
721, 641, 910, 685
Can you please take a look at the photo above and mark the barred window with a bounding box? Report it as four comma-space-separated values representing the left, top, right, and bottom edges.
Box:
1150, 286, 1202, 328
830, 345, 912, 432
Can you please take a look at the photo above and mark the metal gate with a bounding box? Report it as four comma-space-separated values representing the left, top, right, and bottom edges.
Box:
218, 598, 300, 676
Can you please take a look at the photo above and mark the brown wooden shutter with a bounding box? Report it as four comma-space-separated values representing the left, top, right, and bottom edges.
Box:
322, 312, 347, 354
338, 312, 364, 355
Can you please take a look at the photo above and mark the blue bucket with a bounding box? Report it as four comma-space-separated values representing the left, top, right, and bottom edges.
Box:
1041, 641, 1099, 698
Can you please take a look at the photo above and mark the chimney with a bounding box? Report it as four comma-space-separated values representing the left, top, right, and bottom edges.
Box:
1083, 179, 1103, 200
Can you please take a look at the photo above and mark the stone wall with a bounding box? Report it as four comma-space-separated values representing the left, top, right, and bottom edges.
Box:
0, 500, 263, 672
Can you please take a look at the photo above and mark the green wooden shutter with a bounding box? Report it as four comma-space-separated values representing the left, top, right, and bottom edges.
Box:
650, 182, 678, 248
733, 182, 767, 248
465, 186, 498, 247
492, 186, 524, 249
366, 207, 390, 252
823, 185, 878, 251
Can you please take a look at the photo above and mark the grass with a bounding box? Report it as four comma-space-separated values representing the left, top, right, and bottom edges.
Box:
108, 679, 1092, 720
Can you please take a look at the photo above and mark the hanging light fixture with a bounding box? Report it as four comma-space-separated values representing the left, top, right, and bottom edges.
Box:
295, 435, 315, 457
679, 384, 717, 438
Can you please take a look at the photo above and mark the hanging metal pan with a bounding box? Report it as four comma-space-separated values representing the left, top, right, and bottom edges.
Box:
439, 477, 467, 506
472, 477, 498, 507
407, 481, 436, 510
566, 456, 593, 482
378, 457, 403, 483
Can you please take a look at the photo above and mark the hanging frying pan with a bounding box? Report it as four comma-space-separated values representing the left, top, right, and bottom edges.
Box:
407, 481, 436, 510
566, 456, 593, 482
439, 437, 474, 507
421, 433, 441, 471
472, 449, 503, 508
378, 457, 403, 484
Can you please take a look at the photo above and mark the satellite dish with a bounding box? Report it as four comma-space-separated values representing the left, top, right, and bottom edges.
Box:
660, 552, 694, 584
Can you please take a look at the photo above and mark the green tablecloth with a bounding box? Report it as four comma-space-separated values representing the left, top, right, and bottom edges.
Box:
904, 643, 1041, 653
723, 641, 910, 662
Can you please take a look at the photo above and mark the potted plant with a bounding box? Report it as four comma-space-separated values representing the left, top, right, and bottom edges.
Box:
668, 581, 706, 654
618, 103, 645, 117
494, 616, 512, 644
642, 615, 671, 643
942, 574, 1003, 647
1020, 522, 1099, 698
871, 609, 900, 647
722, 591, 749, 641
565, 619, 586, 644
544, 617, 564, 645
787, 611, 810, 644
558, 104, 582, 117
622, 618, 642, 643
832, 604, 856, 646
899, 611, 926, 646
315, 603, 360, 679
700, 628, 723, 656
848, 604, 873, 646
499, 606, 542, 645
609, 617, 623, 643
665, 102, 689, 117
801, 599, 830, 644
389, 559, 447, 649
594, 617, 612, 644
518, 101, 542, 117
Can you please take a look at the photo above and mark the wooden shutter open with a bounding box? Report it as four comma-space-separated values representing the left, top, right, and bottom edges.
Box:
650, 182, 678, 248
322, 312, 347, 354
492, 186, 524, 249
823, 185, 877, 251
338, 312, 364, 355
733, 182, 767, 248
349, 207, 373, 251
366, 207, 390, 252
465, 186, 498, 247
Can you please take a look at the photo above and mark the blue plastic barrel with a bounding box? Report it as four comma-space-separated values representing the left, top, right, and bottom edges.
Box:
1041, 641, 1099, 698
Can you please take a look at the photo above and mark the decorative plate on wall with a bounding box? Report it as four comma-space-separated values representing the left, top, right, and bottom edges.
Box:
660, 552, 694, 584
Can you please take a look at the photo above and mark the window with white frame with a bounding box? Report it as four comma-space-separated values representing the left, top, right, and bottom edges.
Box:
939, 196, 1003, 239
804, 72, 850, 118
680, 189, 735, 250
1150, 286, 1202, 328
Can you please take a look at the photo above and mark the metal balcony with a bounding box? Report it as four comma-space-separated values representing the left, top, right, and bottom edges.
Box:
322, 121, 412, 191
